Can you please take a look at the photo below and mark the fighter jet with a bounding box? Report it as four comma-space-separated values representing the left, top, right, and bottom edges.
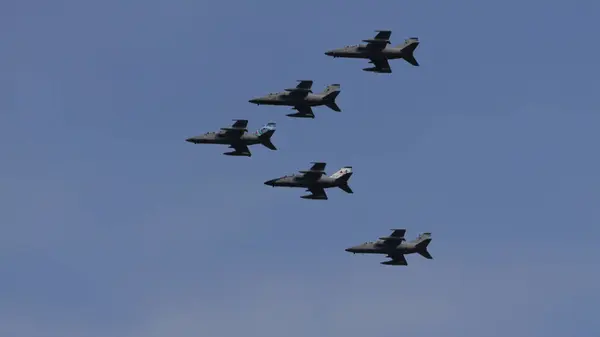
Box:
249, 80, 341, 118
345, 229, 432, 266
264, 162, 353, 200
325, 30, 420, 73
185, 119, 277, 157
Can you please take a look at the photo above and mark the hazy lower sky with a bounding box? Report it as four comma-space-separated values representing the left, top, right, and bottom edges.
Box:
3, 1, 600, 336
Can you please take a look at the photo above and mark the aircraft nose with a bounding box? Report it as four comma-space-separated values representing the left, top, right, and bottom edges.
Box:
264, 179, 276, 186
249, 98, 259, 104
325, 51, 334, 56
185, 137, 196, 143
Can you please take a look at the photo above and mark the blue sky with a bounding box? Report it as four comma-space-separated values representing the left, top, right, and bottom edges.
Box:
2, 1, 600, 336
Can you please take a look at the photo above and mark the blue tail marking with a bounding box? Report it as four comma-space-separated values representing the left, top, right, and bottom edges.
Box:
255, 122, 276, 136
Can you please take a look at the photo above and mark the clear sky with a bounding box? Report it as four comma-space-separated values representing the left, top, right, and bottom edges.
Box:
3, 1, 600, 336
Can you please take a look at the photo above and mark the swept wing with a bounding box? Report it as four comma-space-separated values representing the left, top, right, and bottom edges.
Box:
377, 229, 406, 246
379, 229, 406, 241
301, 186, 328, 200
362, 30, 391, 50
287, 105, 314, 118
298, 162, 326, 180
284, 80, 313, 98
382, 254, 408, 266
219, 119, 248, 137
367, 57, 392, 73
227, 143, 250, 155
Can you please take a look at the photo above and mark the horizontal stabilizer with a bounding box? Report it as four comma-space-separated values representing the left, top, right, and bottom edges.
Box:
416, 235, 433, 259
339, 184, 353, 194
403, 56, 419, 67
261, 138, 277, 151
400, 38, 420, 66
326, 102, 341, 112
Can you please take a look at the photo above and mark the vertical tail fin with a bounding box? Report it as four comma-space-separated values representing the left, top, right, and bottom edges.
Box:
322, 84, 340, 96
256, 122, 277, 150
415, 232, 432, 259
397, 37, 420, 66
331, 167, 353, 193
322, 84, 341, 112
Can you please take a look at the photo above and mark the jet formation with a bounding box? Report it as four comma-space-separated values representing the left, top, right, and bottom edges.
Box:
325, 30, 419, 73
186, 30, 431, 267
185, 119, 276, 157
249, 80, 341, 118
264, 162, 353, 200
346, 229, 433, 266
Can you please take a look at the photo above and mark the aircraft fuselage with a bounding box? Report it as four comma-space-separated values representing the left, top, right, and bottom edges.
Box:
249, 93, 325, 106
326, 47, 406, 59
345, 241, 423, 255
186, 134, 260, 145
265, 176, 339, 188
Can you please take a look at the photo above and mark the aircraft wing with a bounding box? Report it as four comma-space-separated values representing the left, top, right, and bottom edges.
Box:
298, 162, 326, 180
362, 30, 391, 50
389, 229, 406, 238
295, 80, 313, 91
382, 254, 408, 266
368, 57, 392, 73
304, 186, 328, 200
288, 105, 314, 118
228, 143, 250, 155
378, 229, 406, 243
308, 162, 326, 172
284, 80, 313, 98
219, 119, 248, 137
374, 30, 392, 40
